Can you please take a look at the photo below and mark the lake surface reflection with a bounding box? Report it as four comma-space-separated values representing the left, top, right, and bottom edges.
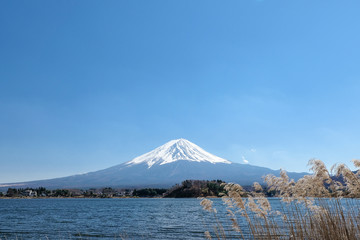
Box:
0, 197, 335, 239
1, 198, 223, 239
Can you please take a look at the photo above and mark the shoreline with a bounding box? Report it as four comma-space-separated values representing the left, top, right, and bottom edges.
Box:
0, 196, 221, 199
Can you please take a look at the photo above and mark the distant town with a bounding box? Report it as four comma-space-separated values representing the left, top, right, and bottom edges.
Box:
0, 180, 238, 198
0, 179, 279, 199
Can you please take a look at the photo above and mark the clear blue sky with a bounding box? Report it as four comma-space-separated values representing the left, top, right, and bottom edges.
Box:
1, 0, 360, 183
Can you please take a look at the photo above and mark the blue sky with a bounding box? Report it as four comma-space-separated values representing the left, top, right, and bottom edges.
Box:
1, 0, 360, 183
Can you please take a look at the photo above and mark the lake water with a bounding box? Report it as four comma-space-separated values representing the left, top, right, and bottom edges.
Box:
2, 198, 355, 239
0, 198, 229, 239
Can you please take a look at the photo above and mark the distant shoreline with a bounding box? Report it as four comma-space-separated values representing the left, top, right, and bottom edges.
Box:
0, 195, 218, 199
0, 196, 221, 199
0, 180, 229, 199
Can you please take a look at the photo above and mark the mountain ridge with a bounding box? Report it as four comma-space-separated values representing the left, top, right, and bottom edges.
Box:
0, 139, 307, 190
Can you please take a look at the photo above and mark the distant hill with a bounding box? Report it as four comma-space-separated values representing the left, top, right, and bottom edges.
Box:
164, 180, 227, 198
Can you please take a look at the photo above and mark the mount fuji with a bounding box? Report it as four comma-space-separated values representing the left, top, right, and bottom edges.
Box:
0, 139, 306, 189
126, 138, 231, 168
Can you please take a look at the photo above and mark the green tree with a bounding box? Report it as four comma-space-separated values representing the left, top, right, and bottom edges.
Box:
6, 188, 19, 197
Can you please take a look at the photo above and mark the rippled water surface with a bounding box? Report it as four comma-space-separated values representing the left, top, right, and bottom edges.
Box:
4, 197, 344, 239
0, 198, 232, 239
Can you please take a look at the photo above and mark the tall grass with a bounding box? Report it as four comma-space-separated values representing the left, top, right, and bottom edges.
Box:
200, 159, 360, 239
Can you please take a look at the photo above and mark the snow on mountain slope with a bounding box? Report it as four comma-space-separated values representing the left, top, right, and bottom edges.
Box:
126, 138, 232, 168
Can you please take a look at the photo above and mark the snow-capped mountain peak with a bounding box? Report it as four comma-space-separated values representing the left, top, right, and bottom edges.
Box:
126, 138, 232, 168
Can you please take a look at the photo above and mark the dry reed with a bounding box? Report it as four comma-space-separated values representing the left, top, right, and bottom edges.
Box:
200, 159, 360, 239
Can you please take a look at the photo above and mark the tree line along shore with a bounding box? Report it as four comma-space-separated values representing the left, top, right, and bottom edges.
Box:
0, 180, 224, 198
0, 179, 272, 199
